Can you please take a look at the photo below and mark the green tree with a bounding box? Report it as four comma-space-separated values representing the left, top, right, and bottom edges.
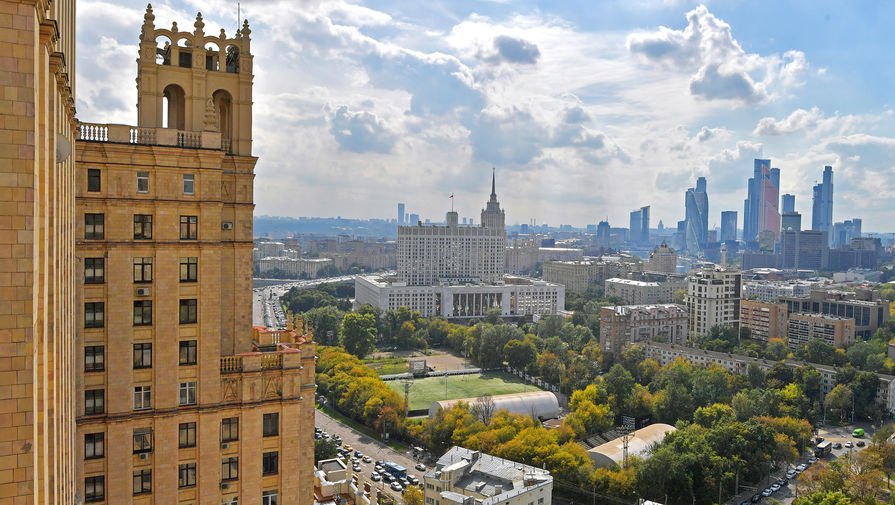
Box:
403, 485, 424, 505
503, 339, 537, 370
793, 491, 853, 505
314, 438, 338, 463
824, 384, 853, 422
339, 313, 378, 358
304, 305, 345, 345
603, 364, 636, 413
479, 324, 524, 368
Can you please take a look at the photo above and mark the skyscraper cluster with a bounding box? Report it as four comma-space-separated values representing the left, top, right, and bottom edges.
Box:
629, 205, 650, 244
812, 165, 834, 241
743, 159, 781, 244
684, 177, 709, 252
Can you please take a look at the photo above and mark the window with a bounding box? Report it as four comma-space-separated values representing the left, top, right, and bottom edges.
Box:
183, 174, 195, 195
179, 381, 197, 406
85, 302, 104, 328
137, 171, 149, 193
180, 257, 198, 282
134, 386, 151, 410
263, 413, 279, 437
133, 427, 152, 453
262, 451, 278, 475
179, 422, 196, 448
85, 432, 104, 459
133, 469, 152, 495
262, 490, 278, 505
134, 300, 152, 326
134, 214, 152, 239
85, 389, 104, 415
222, 457, 239, 481
179, 340, 197, 365
221, 417, 239, 442
85, 476, 104, 503
178, 462, 197, 488
85, 346, 104, 372
133, 257, 153, 283
223, 497, 239, 505
87, 169, 101, 192
179, 299, 197, 324
180, 215, 198, 240
85, 213, 104, 239
84, 258, 104, 284
133, 343, 152, 369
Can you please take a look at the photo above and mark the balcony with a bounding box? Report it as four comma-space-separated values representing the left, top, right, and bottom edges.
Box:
219, 348, 313, 405
77, 122, 231, 153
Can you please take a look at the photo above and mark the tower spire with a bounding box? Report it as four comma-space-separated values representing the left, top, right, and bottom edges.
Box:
490, 167, 496, 200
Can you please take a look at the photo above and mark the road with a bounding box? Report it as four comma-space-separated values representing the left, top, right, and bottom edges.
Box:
315, 409, 426, 503
727, 422, 878, 505
252, 273, 395, 328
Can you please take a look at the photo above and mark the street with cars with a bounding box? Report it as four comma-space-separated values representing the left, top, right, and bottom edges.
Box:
315, 410, 427, 503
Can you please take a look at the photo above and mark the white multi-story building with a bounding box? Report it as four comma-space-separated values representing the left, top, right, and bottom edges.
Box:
398, 172, 505, 285
686, 269, 742, 336
356, 274, 563, 319
423, 447, 553, 505
256, 240, 285, 258
258, 256, 333, 278
357, 172, 564, 318
605, 277, 685, 305
743, 280, 816, 301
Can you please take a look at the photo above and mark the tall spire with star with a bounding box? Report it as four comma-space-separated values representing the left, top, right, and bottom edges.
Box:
482, 167, 505, 229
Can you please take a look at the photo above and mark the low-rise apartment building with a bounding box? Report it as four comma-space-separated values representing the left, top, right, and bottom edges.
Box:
781, 288, 889, 339
599, 304, 688, 356
740, 300, 788, 342
788, 313, 856, 349
605, 277, 685, 305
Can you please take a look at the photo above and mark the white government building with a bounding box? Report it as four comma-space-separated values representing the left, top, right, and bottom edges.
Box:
355, 172, 564, 319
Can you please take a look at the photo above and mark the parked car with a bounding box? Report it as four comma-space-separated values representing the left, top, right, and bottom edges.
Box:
762, 489, 772, 497
777, 478, 788, 486
786, 470, 796, 479
833, 442, 842, 449
363, 456, 372, 463
808, 456, 818, 464
416, 463, 427, 471
343, 444, 353, 452
371, 472, 380, 482
856, 441, 865, 447
845, 441, 853, 448
408, 476, 419, 485
390, 482, 403, 492
750, 494, 761, 503
770, 484, 781, 492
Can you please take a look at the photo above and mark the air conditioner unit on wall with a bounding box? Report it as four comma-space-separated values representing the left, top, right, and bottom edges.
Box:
222, 222, 233, 230
220, 482, 230, 490
139, 452, 149, 460
135, 287, 150, 296
221, 442, 230, 450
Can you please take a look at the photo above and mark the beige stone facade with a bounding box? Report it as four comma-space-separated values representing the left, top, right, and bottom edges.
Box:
740, 300, 788, 342
0, 1, 78, 505
599, 304, 688, 356
73, 8, 315, 505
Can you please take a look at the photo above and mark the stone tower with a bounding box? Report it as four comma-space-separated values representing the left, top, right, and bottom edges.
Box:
481, 168, 506, 230
136, 6, 254, 155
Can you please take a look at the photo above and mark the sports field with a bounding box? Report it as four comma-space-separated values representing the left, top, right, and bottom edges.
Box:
388, 371, 542, 411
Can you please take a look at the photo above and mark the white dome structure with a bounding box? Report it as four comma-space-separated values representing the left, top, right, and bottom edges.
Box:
428, 391, 561, 420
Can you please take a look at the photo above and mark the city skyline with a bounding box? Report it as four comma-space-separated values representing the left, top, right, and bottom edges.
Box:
76, 1, 895, 230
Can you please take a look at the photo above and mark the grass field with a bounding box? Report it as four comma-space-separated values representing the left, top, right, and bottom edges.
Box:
388, 371, 542, 411
363, 356, 408, 376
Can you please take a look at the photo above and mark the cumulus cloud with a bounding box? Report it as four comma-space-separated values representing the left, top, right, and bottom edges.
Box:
704, 140, 765, 193
627, 5, 807, 104
696, 125, 730, 142
752, 107, 869, 137
470, 107, 547, 165
328, 105, 397, 153
484, 35, 541, 64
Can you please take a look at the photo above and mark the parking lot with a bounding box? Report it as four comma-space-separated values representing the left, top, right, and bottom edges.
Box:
728, 422, 878, 505
316, 410, 427, 502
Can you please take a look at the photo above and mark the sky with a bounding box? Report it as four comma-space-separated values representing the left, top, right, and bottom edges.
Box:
75, 0, 895, 232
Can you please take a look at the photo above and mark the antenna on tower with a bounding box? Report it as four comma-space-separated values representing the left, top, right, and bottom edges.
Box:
402, 378, 413, 418
237, 2, 241, 32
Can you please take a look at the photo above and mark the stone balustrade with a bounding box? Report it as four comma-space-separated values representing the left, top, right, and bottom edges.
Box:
76, 122, 229, 152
